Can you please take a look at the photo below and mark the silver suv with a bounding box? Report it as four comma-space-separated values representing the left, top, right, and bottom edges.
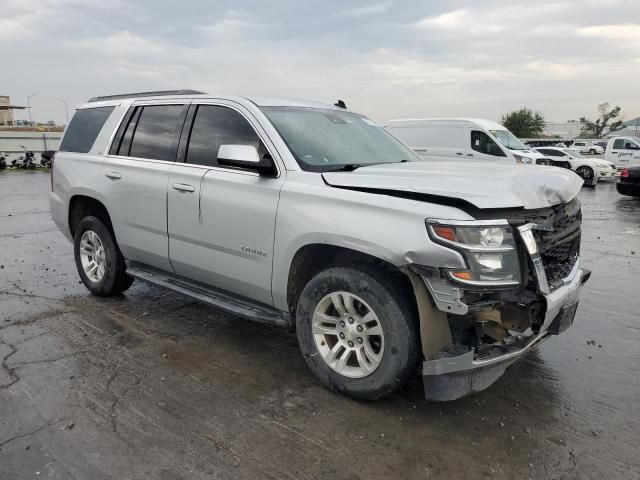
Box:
50, 90, 590, 401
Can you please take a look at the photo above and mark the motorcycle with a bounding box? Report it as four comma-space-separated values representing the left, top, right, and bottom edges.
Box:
40, 151, 55, 168
21, 151, 36, 169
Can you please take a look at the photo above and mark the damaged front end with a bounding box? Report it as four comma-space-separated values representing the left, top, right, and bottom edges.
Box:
407, 198, 591, 401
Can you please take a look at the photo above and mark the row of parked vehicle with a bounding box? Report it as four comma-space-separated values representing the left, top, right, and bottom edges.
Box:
385, 118, 640, 189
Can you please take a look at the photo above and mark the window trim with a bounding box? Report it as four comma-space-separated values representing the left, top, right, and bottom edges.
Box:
106, 100, 190, 162
179, 101, 281, 178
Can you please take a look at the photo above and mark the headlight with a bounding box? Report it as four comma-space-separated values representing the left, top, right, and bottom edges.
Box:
427, 223, 521, 287
513, 154, 532, 164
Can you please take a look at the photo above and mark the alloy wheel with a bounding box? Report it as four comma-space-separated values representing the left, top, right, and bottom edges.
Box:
312, 291, 385, 378
79, 230, 106, 282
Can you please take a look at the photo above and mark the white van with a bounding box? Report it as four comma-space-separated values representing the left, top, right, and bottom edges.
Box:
386, 118, 549, 165
604, 136, 640, 169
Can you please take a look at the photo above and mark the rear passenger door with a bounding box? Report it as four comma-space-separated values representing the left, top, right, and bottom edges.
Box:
167, 101, 284, 306
104, 102, 188, 271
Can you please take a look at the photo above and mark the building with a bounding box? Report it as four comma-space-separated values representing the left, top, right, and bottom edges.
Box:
0, 95, 29, 126
541, 118, 640, 140
541, 121, 583, 139
0, 96, 14, 126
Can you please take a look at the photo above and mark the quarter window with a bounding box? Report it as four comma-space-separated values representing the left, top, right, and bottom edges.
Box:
471, 131, 506, 157
613, 139, 624, 149
59, 107, 114, 153
186, 105, 264, 167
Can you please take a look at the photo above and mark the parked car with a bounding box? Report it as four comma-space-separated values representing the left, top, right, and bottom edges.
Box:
605, 136, 640, 170
386, 118, 550, 165
567, 141, 604, 155
616, 166, 640, 197
50, 90, 590, 402
533, 147, 615, 185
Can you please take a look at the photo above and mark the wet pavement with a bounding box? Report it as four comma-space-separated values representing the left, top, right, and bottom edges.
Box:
1, 170, 639, 480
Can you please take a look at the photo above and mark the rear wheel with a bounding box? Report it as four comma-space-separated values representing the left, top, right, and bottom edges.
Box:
74, 216, 133, 296
296, 265, 419, 400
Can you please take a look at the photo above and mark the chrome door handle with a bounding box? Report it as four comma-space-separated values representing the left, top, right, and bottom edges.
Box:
105, 171, 121, 179
172, 183, 195, 193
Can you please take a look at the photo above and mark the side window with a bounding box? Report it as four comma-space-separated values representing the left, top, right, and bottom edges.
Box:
471, 130, 506, 157
624, 141, 639, 150
111, 105, 185, 160
613, 139, 624, 149
186, 105, 265, 167
59, 107, 114, 153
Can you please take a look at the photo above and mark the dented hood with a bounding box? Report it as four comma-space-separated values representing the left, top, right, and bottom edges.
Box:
322, 161, 583, 210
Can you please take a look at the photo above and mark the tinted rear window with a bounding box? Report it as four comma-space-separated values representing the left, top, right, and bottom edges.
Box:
128, 105, 185, 160
59, 107, 114, 153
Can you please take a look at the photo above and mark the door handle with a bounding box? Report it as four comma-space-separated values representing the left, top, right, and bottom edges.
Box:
105, 171, 121, 179
172, 183, 195, 193
466, 153, 474, 157
456, 152, 464, 156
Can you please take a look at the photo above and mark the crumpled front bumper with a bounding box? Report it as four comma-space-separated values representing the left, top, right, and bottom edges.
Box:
421, 263, 591, 401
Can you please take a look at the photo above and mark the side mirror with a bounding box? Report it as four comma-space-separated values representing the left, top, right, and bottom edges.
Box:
217, 145, 275, 175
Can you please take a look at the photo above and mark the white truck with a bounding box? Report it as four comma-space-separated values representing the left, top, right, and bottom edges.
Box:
567, 141, 604, 155
386, 118, 550, 165
605, 136, 640, 170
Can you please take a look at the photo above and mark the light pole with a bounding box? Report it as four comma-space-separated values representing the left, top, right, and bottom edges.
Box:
27, 92, 39, 125
56, 97, 69, 124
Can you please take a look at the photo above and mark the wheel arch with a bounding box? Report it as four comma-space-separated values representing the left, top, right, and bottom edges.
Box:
68, 194, 113, 238
284, 243, 414, 318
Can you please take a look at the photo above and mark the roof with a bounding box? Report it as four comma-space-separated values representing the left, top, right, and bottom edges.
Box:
387, 117, 506, 130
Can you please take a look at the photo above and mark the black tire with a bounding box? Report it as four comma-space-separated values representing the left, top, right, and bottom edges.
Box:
576, 166, 595, 185
296, 265, 419, 400
73, 216, 134, 296
589, 149, 596, 155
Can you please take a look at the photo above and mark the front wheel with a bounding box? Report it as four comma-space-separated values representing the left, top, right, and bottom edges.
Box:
296, 265, 419, 400
576, 166, 595, 185
74, 216, 134, 296
589, 149, 596, 155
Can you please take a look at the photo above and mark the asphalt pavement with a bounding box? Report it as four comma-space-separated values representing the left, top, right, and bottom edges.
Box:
1, 170, 639, 480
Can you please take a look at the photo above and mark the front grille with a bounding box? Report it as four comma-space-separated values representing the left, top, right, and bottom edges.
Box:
532, 198, 582, 287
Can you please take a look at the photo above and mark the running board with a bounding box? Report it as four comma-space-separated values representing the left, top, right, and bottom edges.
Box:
126, 264, 288, 327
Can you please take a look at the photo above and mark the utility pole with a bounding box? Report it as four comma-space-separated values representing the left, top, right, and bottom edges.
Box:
56, 97, 69, 124
27, 92, 39, 125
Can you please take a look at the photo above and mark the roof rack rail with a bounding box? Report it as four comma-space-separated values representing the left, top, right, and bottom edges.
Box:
87, 89, 206, 103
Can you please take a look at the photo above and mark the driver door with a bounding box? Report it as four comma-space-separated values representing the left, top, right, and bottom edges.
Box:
167, 102, 285, 306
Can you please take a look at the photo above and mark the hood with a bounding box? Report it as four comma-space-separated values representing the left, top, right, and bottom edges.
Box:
322, 161, 583, 210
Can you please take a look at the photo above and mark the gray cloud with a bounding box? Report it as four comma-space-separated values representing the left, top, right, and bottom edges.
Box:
1, 0, 638, 124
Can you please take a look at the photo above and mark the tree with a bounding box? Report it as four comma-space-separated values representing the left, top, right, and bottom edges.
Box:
579, 103, 625, 138
500, 108, 546, 138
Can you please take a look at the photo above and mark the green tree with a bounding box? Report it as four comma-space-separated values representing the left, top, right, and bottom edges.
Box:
579, 103, 625, 138
500, 108, 546, 138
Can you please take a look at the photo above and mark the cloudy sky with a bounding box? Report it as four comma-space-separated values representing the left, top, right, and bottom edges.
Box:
2, 0, 639, 125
